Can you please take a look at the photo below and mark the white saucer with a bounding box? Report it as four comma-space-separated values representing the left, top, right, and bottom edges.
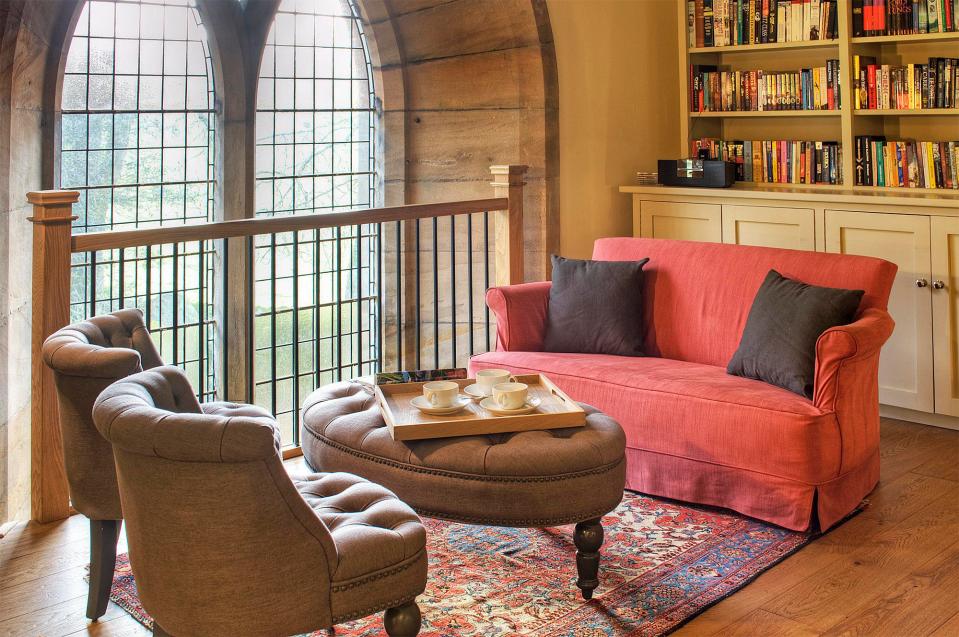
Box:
410, 395, 471, 415
479, 396, 541, 416
463, 384, 492, 400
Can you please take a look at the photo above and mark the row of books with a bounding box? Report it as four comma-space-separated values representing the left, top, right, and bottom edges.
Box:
689, 62, 841, 111
854, 137, 959, 188
852, 0, 959, 36
691, 138, 843, 184
687, 0, 839, 48
853, 56, 959, 109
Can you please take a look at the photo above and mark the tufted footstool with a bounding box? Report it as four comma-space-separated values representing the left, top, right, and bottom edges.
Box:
301, 380, 627, 599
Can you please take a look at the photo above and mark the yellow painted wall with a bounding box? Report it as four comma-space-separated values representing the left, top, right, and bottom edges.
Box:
548, 0, 682, 258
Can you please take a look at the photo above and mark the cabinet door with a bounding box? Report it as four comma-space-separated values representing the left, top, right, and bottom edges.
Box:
639, 201, 722, 242
722, 205, 816, 250
932, 217, 959, 417
825, 210, 933, 412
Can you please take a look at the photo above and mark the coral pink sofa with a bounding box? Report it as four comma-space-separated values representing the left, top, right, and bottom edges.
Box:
469, 238, 897, 531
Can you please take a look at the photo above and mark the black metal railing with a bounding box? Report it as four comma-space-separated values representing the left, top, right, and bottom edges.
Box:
62, 196, 514, 449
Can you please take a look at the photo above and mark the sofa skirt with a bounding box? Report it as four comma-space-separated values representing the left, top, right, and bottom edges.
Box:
624, 446, 879, 531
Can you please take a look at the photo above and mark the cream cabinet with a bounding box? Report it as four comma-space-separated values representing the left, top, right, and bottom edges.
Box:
722, 205, 816, 250
824, 210, 935, 413
621, 185, 959, 429
932, 218, 959, 417
636, 201, 722, 242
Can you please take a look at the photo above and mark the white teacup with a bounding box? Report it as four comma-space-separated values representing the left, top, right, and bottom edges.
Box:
493, 382, 528, 410
423, 381, 459, 408
475, 368, 515, 394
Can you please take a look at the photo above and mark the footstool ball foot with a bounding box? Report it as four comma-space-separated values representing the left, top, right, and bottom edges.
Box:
384, 600, 422, 636
574, 518, 604, 599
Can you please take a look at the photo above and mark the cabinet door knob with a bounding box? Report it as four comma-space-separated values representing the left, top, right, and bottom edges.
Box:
932, 280, 946, 290
915, 279, 928, 288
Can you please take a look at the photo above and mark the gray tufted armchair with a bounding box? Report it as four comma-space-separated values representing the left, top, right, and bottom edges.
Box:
40, 309, 275, 621
41, 309, 163, 620
92, 366, 427, 637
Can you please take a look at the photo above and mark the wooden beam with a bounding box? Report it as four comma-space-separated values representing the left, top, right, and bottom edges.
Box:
27, 190, 79, 523
490, 165, 528, 285
71, 198, 509, 253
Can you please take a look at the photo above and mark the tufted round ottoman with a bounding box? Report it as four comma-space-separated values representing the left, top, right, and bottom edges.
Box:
301, 380, 627, 599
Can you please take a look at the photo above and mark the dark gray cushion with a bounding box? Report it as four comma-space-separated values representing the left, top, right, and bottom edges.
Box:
727, 269, 864, 399
544, 255, 649, 356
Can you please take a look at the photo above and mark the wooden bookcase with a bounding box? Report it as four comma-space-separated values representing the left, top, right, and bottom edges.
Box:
676, 0, 959, 191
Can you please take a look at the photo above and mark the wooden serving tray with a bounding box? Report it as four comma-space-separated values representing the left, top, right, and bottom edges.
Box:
375, 374, 585, 441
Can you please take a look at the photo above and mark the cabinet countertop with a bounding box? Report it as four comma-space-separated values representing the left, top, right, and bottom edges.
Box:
620, 184, 959, 211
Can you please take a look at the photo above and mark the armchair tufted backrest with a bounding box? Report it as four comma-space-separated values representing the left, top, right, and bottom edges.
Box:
92, 366, 339, 637
41, 308, 163, 520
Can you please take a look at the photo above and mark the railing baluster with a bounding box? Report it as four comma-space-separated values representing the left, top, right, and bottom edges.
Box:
172, 243, 180, 367
198, 241, 206, 400
432, 217, 439, 370
450, 215, 457, 368
484, 210, 491, 351
117, 248, 126, 310
270, 232, 278, 416
415, 219, 421, 370
335, 226, 343, 381
467, 213, 475, 357
88, 251, 97, 317
291, 230, 300, 446
245, 235, 255, 404
313, 228, 321, 391
376, 221, 384, 373
355, 224, 362, 377
222, 238, 229, 400
395, 219, 402, 371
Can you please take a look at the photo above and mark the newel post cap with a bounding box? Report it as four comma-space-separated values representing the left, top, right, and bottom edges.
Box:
490, 165, 529, 187
26, 190, 80, 224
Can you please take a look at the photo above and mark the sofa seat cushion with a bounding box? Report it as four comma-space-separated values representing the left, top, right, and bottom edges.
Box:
293, 472, 426, 583
470, 351, 842, 485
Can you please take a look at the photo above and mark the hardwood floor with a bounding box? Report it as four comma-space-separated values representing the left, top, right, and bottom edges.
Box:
1, 417, 956, 637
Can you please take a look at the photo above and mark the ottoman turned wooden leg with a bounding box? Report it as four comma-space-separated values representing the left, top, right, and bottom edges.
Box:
574, 518, 604, 599
384, 600, 422, 636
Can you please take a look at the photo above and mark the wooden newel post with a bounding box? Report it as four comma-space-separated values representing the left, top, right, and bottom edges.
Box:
27, 190, 79, 523
490, 165, 528, 286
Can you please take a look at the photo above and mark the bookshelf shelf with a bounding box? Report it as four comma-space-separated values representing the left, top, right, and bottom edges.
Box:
678, 2, 957, 191
688, 39, 840, 54
853, 108, 959, 116
850, 31, 959, 45
691, 110, 842, 118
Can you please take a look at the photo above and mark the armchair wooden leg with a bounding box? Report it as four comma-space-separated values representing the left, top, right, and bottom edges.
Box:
87, 519, 122, 620
574, 518, 604, 600
383, 600, 421, 636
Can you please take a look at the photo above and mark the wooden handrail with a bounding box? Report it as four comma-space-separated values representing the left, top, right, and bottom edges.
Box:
72, 198, 509, 253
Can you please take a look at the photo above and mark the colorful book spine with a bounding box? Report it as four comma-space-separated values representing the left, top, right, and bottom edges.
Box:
691, 137, 843, 184
854, 137, 959, 188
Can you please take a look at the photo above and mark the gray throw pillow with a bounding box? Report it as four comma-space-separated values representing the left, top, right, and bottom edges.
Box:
543, 255, 649, 356
727, 269, 864, 399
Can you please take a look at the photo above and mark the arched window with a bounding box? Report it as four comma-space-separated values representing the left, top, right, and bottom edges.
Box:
253, 0, 377, 440
59, 0, 218, 398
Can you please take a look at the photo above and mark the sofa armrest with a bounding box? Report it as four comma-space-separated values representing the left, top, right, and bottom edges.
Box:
485, 281, 551, 351
813, 308, 895, 418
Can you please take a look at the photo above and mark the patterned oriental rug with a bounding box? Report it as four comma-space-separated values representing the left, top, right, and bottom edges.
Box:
98, 492, 839, 636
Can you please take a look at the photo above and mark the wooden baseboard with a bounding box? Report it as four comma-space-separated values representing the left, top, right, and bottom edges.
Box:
880, 405, 959, 431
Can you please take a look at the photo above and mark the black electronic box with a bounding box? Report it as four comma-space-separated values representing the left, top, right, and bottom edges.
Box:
657, 158, 736, 188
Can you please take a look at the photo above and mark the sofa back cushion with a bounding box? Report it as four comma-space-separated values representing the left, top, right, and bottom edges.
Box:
592, 238, 897, 367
